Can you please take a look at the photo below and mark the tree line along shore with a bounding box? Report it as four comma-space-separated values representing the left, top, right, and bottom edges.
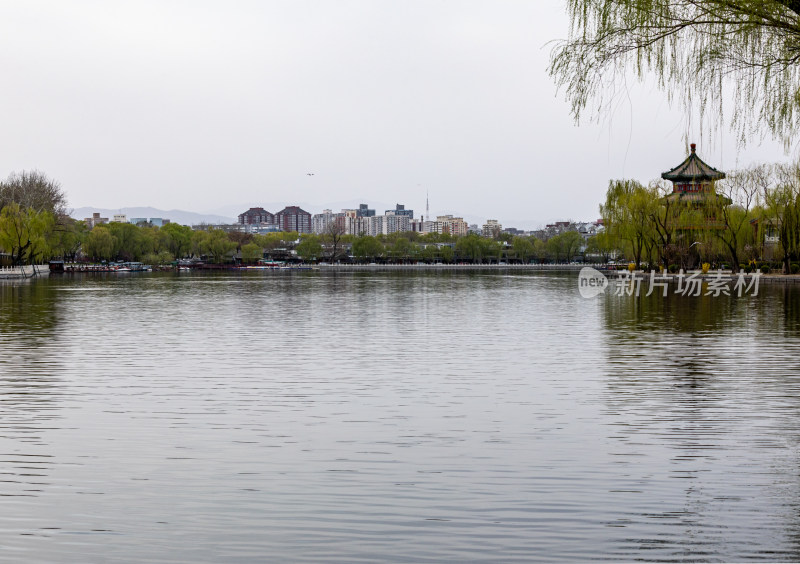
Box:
1, 165, 799, 274
596, 162, 800, 275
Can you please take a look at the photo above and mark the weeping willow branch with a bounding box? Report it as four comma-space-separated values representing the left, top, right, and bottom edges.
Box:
549, 0, 800, 148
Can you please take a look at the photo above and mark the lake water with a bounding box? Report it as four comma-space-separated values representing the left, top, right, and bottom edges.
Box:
1, 271, 800, 562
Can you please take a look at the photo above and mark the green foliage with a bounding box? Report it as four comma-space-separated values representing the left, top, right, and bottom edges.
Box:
0, 203, 54, 264
159, 222, 193, 259
190, 230, 210, 258
455, 234, 485, 263
596, 175, 752, 269
240, 242, 264, 263
387, 231, 419, 243
711, 165, 763, 272
756, 162, 800, 274
139, 227, 161, 256
418, 243, 456, 264
142, 251, 173, 266
352, 235, 384, 262
546, 231, 584, 263
420, 244, 438, 263
389, 237, 413, 262
549, 0, 800, 147
420, 232, 454, 244
600, 179, 657, 268
295, 235, 322, 261
186, 227, 238, 263
440, 245, 454, 263
594, 159, 800, 272
83, 225, 116, 261
204, 228, 237, 263
585, 230, 616, 263
48, 218, 87, 261
253, 231, 299, 251
455, 234, 502, 263
106, 221, 146, 261
532, 237, 547, 262
0, 171, 68, 264
512, 236, 535, 263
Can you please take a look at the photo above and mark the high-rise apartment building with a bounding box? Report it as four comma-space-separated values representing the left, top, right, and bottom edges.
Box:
482, 219, 503, 238
367, 213, 411, 235
238, 207, 275, 226
357, 204, 375, 217
275, 206, 312, 233
443, 216, 469, 237
423, 215, 468, 236
312, 210, 336, 234
385, 204, 413, 218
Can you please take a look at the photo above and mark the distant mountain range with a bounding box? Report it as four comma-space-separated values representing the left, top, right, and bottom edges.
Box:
71, 207, 236, 226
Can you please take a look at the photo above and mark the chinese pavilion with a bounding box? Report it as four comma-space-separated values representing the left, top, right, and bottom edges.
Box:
659, 144, 732, 270
661, 143, 727, 203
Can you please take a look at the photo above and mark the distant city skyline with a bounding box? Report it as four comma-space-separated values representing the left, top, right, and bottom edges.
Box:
71, 197, 599, 231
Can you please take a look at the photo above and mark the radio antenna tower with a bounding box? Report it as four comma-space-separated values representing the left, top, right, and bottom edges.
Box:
426, 189, 429, 221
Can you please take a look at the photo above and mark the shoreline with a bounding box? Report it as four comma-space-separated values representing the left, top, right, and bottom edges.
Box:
4, 263, 800, 284
321, 263, 800, 283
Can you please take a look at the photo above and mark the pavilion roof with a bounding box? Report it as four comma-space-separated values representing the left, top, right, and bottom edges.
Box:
661, 144, 726, 182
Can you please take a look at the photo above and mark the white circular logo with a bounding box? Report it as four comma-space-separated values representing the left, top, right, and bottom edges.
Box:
578, 267, 608, 298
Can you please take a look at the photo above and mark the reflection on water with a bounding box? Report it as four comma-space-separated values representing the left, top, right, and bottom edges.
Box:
0, 272, 799, 562
0, 280, 62, 536
0, 281, 63, 447
601, 286, 800, 561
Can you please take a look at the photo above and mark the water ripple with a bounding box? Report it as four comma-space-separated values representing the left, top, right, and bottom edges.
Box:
0, 272, 798, 562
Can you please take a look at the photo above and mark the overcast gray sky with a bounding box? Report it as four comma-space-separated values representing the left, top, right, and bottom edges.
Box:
0, 0, 790, 228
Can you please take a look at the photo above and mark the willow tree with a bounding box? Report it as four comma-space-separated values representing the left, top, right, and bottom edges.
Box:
204, 228, 237, 264
586, 229, 617, 263
709, 163, 768, 271
352, 235, 384, 263
0, 203, 54, 265
545, 231, 585, 263
159, 222, 194, 259
295, 235, 322, 262
768, 162, 800, 272
83, 225, 116, 262
240, 242, 264, 264
647, 180, 681, 268
49, 218, 87, 262
549, 0, 800, 147
512, 236, 536, 263
601, 179, 657, 268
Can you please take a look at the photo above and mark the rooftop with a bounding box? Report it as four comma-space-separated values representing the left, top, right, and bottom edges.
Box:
661, 143, 726, 182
